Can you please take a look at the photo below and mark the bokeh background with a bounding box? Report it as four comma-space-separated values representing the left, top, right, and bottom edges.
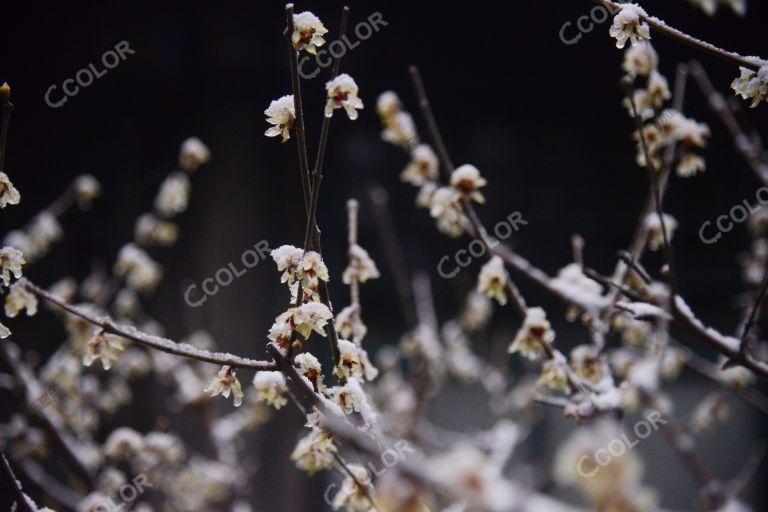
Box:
1, 0, 767, 510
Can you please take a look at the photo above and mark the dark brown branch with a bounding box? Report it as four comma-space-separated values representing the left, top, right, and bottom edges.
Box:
408, 66, 454, 178
368, 186, 419, 328
23, 279, 277, 371
1, 451, 34, 512
15, 459, 81, 512
310, 5, 350, 191
593, 0, 764, 71
689, 60, 768, 186
0, 87, 14, 173
0, 342, 96, 491
285, 4, 311, 213
623, 80, 678, 296
739, 268, 768, 354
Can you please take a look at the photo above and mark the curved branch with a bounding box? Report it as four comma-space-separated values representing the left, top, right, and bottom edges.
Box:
23, 279, 277, 371
594, 0, 765, 70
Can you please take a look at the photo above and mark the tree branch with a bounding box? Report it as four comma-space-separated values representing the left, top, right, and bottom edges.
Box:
23, 279, 277, 371
594, 0, 764, 71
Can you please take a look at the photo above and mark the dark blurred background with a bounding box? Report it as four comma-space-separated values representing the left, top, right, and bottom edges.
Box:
1, 0, 767, 510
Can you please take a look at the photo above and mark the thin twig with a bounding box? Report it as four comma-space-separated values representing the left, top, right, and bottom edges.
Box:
408, 66, 529, 318
298, 6, 350, 367
310, 6, 350, 188
617, 250, 652, 284
0, 342, 96, 491
23, 279, 277, 371
285, 4, 311, 213
367, 186, 419, 327
689, 60, 768, 186
678, 344, 768, 416
15, 459, 81, 512
583, 267, 647, 303
671, 294, 768, 379
593, 0, 764, 71
0, 90, 14, 173
726, 440, 766, 497
461, 197, 528, 317
1, 451, 34, 512
624, 80, 678, 296
408, 66, 454, 178
739, 268, 768, 354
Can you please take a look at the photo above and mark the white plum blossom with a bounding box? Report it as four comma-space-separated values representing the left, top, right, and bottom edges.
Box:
677, 152, 706, 177
83, 331, 126, 370
687, 0, 746, 16
294, 352, 325, 392
461, 291, 493, 331
331, 464, 374, 511
647, 70, 671, 108
450, 164, 487, 204
325, 74, 364, 120
271, 244, 305, 286
554, 419, 656, 510
0, 322, 10, 338
644, 213, 677, 251
134, 213, 179, 246
415, 181, 437, 209
328, 377, 377, 426
342, 244, 380, 285
609, 4, 651, 49
429, 186, 465, 237
659, 110, 710, 147
537, 358, 570, 392
155, 172, 190, 217
428, 443, 517, 512
104, 427, 144, 460
508, 307, 554, 361
0, 172, 21, 208
716, 356, 754, 390
378, 90, 418, 148
291, 427, 337, 475
253, 371, 289, 409
291, 11, 328, 55
204, 366, 244, 407
623, 42, 658, 77
5, 280, 38, 317
28, 212, 63, 257
570, 344, 607, 383
114, 243, 162, 292
376, 90, 401, 118
383, 111, 417, 149
298, 251, 330, 302
73, 174, 102, 210
264, 95, 296, 142
550, 263, 607, 312
731, 65, 768, 108
334, 338, 365, 381
401, 144, 438, 186
335, 304, 367, 343
179, 136, 211, 171
0, 246, 25, 286
477, 256, 509, 306
3, 231, 32, 259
